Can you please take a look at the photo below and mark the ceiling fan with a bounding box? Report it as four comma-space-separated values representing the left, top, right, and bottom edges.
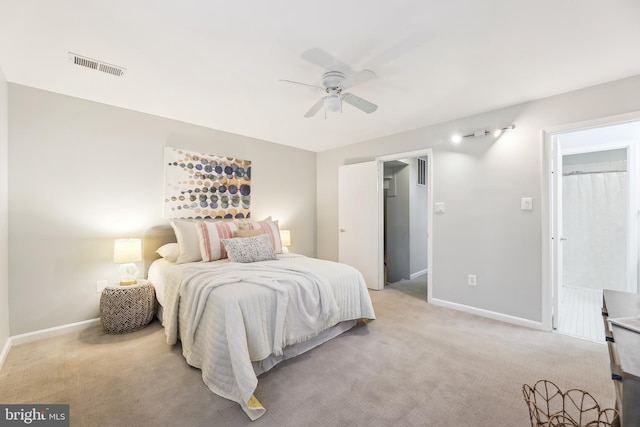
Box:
280, 48, 378, 118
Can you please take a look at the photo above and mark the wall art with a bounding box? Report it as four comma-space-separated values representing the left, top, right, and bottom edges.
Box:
164, 147, 251, 219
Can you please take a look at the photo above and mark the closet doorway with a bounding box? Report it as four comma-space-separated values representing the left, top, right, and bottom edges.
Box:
338, 149, 432, 294
550, 121, 639, 342
379, 150, 432, 301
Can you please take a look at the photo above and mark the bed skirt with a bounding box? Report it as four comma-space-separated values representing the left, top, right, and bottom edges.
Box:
155, 301, 356, 376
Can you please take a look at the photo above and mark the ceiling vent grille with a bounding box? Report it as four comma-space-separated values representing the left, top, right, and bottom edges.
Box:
68, 52, 125, 77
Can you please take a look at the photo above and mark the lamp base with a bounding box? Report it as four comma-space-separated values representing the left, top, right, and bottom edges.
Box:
118, 263, 139, 286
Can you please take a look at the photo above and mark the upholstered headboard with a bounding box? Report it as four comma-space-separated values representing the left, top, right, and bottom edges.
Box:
143, 225, 176, 278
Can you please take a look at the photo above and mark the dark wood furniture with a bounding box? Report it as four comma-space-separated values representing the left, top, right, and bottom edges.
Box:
602, 289, 640, 427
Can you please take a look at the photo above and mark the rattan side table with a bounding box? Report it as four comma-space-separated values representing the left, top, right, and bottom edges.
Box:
100, 280, 155, 334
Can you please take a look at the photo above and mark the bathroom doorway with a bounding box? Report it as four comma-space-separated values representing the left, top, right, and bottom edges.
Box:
550, 121, 639, 342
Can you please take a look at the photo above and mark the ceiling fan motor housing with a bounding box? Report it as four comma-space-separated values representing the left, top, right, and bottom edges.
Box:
322, 71, 346, 90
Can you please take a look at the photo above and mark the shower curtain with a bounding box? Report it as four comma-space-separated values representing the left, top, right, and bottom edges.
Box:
562, 171, 627, 291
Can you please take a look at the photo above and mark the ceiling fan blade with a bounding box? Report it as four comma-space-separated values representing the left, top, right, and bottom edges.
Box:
304, 98, 325, 118
279, 79, 325, 92
301, 48, 351, 73
341, 70, 377, 90
342, 93, 377, 114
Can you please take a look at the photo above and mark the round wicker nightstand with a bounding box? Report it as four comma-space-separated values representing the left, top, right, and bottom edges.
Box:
100, 280, 156, 334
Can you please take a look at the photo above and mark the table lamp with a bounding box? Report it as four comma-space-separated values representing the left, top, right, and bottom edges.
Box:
279, 230, 291, 253
113, 238, 142, 285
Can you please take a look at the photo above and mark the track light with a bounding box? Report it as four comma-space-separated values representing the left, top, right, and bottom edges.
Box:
451, 124, 515, 143
494, 124, 515, 137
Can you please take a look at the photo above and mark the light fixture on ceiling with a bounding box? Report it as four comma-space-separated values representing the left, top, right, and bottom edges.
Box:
451, 124, 515, 143
323, 93, 342, 113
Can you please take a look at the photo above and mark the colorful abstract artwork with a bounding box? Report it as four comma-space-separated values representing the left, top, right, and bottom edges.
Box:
164, 147, 251, 219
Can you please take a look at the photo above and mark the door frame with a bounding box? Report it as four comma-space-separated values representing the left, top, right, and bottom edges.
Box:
376, 149, 433, 299
543, 112, 640, 331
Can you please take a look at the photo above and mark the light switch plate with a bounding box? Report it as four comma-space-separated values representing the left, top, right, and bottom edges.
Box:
521, 197, 533, 210
434, 202, 445, 213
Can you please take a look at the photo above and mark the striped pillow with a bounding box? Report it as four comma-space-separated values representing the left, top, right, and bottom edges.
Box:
240, 218, 282, 253
197, 221, 238, 262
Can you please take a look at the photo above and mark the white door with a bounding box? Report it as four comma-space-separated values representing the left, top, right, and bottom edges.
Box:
338, 161, 382, 290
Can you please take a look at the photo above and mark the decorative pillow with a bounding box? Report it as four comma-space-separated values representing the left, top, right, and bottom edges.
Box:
197, 220, 238, 262
156, 243, 179, 262
234, 229, 265, 238
233, 218, 255, 229
170, 219, 203, 264
222, 234, 276, 263
239, 217, 282, 253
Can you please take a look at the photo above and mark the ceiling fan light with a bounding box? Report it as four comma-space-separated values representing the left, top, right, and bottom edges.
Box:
324, 95, 341, 113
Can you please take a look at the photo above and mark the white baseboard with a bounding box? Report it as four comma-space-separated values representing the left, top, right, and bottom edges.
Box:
429, 297, 547, 331
0, 337, 10, 371
9, 318, 101, 347
410, 269, 428, 280
0, 318, 100, 372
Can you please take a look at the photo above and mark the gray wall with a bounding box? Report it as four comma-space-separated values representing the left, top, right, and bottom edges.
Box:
385, 162, 410, 282
8, 84, 317, 335
0, 67, 9, 350
409, 157, 428, 276
563, 148, 627, 167
317, 74, 640, 323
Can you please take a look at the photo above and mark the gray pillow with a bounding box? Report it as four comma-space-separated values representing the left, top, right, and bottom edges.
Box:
221, 234, 277, 263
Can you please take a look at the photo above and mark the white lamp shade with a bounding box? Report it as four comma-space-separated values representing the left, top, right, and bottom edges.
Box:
279, 230, 291, 247
324, 95, 341, 112
113, 239, 142, 263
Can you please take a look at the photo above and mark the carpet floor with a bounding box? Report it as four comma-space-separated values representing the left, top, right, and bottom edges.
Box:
0, 279, 614, 426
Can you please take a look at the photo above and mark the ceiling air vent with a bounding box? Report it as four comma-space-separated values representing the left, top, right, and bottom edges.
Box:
68, 52, 125, 77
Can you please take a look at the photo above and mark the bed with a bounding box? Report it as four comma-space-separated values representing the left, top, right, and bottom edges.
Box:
145, 218, 376, 420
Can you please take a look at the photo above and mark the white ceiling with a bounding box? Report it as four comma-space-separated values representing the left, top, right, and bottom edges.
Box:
1, 1, 640, 152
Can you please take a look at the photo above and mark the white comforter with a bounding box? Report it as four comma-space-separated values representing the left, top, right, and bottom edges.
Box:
155, 254, 375, 420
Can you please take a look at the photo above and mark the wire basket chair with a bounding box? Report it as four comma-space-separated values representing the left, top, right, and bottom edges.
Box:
522, 380, 619, 427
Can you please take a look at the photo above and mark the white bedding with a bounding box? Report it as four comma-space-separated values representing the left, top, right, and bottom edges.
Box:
147, 254, 375, 420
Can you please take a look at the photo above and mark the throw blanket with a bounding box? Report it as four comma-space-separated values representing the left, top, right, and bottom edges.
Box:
160, 257, 375, 420
180, 262, 339, 357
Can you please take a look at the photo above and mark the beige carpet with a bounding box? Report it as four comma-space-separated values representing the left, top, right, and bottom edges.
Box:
0, 279, 614, 426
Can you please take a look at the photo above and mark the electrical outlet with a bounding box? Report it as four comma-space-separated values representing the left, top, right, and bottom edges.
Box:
96, 280, 108, 293
467, 274, 477, 286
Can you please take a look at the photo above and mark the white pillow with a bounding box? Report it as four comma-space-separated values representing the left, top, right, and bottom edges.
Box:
156, 243, 179, 262
222, 234, 276, 263
170, 219, 203, 264
197, 220, 238, 262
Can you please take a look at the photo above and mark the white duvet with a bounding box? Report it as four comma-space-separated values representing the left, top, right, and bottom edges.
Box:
150, 254, 375, 420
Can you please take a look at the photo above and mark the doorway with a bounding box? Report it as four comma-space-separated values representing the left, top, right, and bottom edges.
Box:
383, 157, 429, 300
337, 149, 433, 295
549, 121, 639, 342
378, 149, 432, 301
